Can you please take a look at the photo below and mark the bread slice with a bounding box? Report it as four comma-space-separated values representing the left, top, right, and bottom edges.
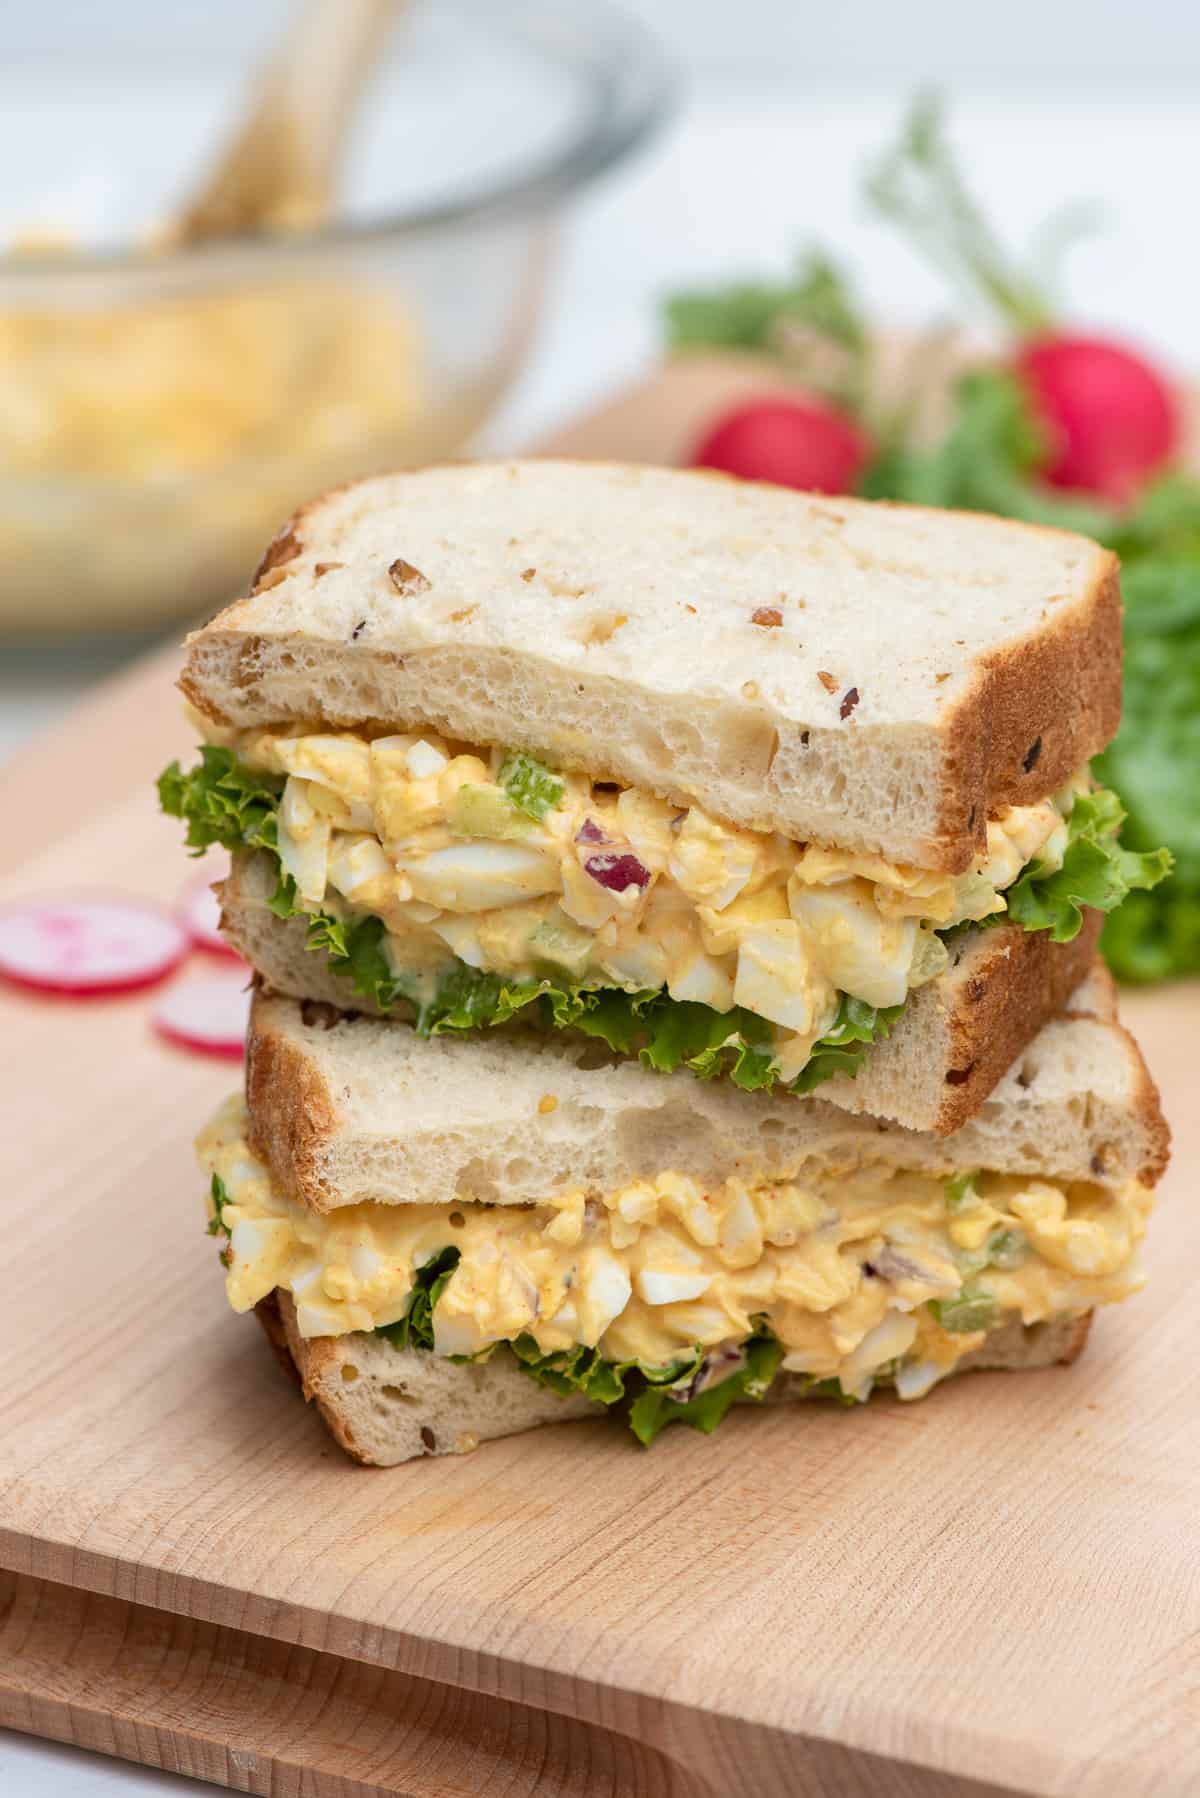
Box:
243, 973, 1168, 1217
256, 1290, 1093, 1467
257, 1291, 596, 1464
226, 848, 1104, 1137
179, 462, 1121, 872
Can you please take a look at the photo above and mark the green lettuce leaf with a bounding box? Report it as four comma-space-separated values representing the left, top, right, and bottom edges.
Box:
411, 968, 898, 1097
635, 997, 773, 1081
509, 1334, 699, 1407
375, 1247, 461, 1354
1094, 557, 1200, 981
158, 746, 282, 856
626, 1332, 785, 1443
791, 994, 905, 1093
1002, 788, 1172, 943
267, 872, 414, 1011
510, 1327, 786, 1445
860, 368, 1123, 537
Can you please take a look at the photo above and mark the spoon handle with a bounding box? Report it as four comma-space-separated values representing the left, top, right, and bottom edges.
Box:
177, 0, 400, 243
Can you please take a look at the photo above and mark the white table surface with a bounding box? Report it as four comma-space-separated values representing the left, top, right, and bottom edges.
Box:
7, 82, 1200, 1795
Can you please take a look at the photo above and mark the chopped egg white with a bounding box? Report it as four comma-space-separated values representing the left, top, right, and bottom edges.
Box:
276, 778, 331, 903
402, 840, 561, 912
667, 808, 762, 910
788, 878, 919, 1011
733, 920, 837, 1036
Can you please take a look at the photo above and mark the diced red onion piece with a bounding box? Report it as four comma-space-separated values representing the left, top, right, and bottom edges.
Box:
575, 817, 609, 844
584, 851, 650, 894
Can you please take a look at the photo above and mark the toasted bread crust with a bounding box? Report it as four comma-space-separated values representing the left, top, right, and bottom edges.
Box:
898, 917, 1167, 1173
935, 549, 1122, 857
930, 912, 1102, 1133
179, 499, 319, 719
1111, 1019, 1171, 1185
253, 1290, 304, 1389
257, 1292, 374, 1463
244, 989, 342, 1209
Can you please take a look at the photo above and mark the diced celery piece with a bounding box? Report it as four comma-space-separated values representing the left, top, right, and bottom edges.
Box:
944, 1171, 980, 1212
952, 1246, 988, 1279
909, 925, 950, 988
530, 915, 594, 979
931, 1287, 996, 1334
450, 783, 533, 841
986, 1228, 1028, 1270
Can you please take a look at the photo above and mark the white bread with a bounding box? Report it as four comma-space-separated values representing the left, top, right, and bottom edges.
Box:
243, 974, 1168, 1218
257, 1292, 595, 1465
225, 848, 1103, 1137
180, 462, 1122, 872
256, 1291, 1093, 1468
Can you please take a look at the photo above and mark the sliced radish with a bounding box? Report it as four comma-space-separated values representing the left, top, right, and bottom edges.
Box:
154, 969, 251, 1058
0, 894, 188, 996
179, 861, 235, 956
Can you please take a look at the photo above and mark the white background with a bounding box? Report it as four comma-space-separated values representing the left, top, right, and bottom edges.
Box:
7, 2, 1200, 1791
8, 0, 1200, 89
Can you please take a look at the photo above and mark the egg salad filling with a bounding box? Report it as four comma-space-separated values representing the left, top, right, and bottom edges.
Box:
161, 729, 1170, 1092
0, 280, 432, 632
199, 1096, 1151, 1439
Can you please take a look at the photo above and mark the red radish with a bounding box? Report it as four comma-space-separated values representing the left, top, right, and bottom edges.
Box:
179, 862, 235, 956
153, 969, 250, 1058
0, 895, 187, 996
867, 98, 1181, 502
690, 396, 871, 494
1015, 334, 1179, 502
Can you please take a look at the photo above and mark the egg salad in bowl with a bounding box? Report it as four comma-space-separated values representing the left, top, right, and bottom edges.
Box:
162, 723, 1167, 1095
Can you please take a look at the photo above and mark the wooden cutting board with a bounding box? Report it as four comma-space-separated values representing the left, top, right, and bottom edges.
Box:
2, 361, 1198, 1798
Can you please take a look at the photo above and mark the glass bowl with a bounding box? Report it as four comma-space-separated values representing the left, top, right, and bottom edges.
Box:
0, 0, 672, 637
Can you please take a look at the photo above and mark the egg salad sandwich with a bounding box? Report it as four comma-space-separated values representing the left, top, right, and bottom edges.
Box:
162, 462, 1169, 1134
198, 968, 1166, 1465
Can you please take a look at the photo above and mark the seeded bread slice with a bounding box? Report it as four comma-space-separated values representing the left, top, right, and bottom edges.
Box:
241, 974, 1168, 1218
179, 462, 1122, 872
223, 847, 1104, 1138
255, 1291, 1094, 1468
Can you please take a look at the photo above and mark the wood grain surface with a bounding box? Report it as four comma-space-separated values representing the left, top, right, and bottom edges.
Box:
1, 360, 1198, 1798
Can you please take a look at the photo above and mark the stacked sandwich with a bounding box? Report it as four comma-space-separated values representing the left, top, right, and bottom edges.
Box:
162, 462, 1171, 1464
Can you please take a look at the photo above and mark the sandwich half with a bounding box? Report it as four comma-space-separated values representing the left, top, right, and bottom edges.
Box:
164, 463, 1169, 1132
197, 968, 1168, 1466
